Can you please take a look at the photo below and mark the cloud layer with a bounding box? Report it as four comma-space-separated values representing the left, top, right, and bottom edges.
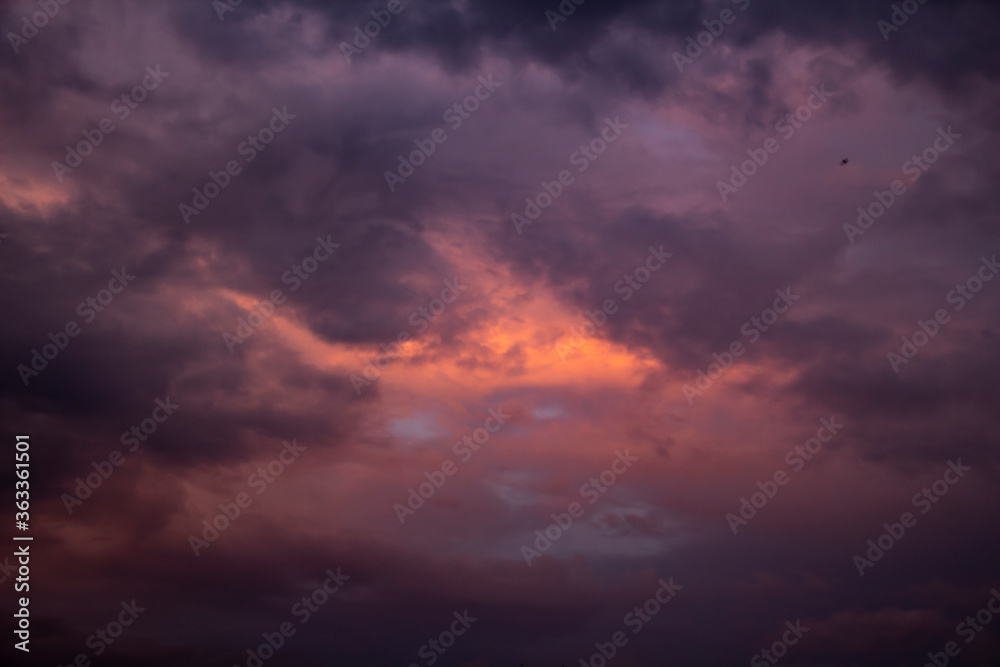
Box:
2, 0, 999, 665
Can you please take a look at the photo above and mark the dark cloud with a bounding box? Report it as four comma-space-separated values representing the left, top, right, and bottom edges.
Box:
1, 0, 999, 665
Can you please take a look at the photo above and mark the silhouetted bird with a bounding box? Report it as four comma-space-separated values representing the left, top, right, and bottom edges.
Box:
841, 158, 849, 165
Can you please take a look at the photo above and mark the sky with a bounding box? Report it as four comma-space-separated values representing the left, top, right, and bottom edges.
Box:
2, 0, 1000, 665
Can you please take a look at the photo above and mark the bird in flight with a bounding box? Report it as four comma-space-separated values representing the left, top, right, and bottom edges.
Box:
840, 158, 849, 165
